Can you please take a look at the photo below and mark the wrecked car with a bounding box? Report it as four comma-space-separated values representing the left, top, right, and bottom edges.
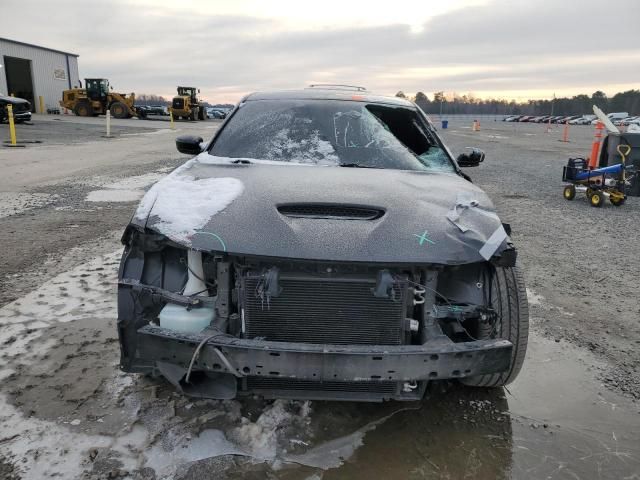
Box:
0, 94, 32, 123
118, 86, 529, 402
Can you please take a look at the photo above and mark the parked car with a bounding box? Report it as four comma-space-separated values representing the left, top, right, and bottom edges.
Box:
553, 115, 578, 124
571, 115, 596, 125
117, 86, 528, 402
146, 105, 169, 116
0, 94, 32, 123
518, 116, 533, 122
206, 107, 227, 119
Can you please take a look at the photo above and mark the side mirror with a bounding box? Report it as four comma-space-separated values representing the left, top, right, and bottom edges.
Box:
198, 89, 201, 93
176, 135, 204, 155
457, 148, 485, 167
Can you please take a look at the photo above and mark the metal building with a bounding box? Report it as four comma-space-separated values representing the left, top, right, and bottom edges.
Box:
0, 37, 80, 113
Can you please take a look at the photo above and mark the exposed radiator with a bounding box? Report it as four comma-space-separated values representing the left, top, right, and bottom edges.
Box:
241, 273, 407, 345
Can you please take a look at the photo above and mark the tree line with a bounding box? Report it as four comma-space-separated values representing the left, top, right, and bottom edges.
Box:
395, 90, 640, 116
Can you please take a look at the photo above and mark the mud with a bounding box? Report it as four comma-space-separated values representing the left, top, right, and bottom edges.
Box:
1, 117, 639, 479
0, 246, 638, 478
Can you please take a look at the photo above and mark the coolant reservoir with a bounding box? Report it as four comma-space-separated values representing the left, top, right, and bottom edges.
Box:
159, 250, 216, 333
159, 303, 215, 333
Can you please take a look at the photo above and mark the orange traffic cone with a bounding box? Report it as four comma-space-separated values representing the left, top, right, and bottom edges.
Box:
561, 121, 569, 142
588, 121, 605, 169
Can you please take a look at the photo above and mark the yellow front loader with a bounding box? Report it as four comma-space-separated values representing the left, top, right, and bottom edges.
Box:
60, 78, 147, 119
170, 86, 206, 121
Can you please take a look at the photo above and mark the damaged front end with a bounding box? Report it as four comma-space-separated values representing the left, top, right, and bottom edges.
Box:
118, 225, 518, 402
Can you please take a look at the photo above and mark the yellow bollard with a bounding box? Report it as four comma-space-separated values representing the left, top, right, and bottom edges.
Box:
7, 104, 17, 146
169, 109, 175, 130
39, 96, 45, 114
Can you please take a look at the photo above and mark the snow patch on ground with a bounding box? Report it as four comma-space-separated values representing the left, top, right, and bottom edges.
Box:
230, 400, 311, 459
102, 172, 166, 190
0, 395, 121, 479
0, 192, 58, 218
85, 172, 167, 203
526, 288, 545, 306
0, 250, 120, 349
86, 189, 145, 202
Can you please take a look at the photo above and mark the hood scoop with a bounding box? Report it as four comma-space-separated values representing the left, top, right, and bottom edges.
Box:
277, 203, 385, 220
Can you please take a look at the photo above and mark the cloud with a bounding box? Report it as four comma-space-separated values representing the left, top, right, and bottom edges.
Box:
2, 0, 639, 102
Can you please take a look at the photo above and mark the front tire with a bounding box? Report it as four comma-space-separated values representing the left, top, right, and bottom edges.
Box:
110, 102, 128, 119
74, 102, 93, 117
461, 266, 529, 387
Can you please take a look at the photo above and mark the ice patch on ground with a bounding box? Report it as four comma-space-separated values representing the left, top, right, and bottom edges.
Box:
146, 429, 244, 478
0, 192, 58, 218
231, 399, 311, 459
0, 393, 144, 479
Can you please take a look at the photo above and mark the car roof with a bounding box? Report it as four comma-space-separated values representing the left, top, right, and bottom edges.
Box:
243, 88, 417, 108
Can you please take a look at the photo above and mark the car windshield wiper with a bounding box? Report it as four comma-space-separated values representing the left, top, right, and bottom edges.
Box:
231, 159, 252, 164
339, 163, 382, 169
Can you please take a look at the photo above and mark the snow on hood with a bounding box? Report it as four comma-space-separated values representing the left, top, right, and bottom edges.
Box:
134, 156, 244, 244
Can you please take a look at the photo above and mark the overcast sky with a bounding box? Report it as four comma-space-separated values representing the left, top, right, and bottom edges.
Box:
3, 0, 639, 104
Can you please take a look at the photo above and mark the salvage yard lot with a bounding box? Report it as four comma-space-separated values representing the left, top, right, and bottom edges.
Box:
0, 116, 639, 479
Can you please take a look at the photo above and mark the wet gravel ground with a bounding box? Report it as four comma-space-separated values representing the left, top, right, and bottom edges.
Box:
0, 117, 639, 479
439, 120, 640, 401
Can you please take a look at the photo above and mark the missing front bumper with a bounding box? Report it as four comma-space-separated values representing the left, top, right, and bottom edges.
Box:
134, 325, 512, 401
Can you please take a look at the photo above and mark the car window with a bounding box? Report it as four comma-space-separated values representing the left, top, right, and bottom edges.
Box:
210, 100, 455, 172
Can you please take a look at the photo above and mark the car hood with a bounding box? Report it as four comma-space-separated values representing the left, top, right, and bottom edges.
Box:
0, 95, 30, 106
132, 154, 510, 265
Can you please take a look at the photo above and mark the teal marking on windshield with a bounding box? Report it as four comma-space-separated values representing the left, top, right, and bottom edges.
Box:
192, 232, 227, 252
414, 230, 435, 246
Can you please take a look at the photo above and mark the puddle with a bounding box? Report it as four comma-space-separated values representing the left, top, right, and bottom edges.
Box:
0, 249, 638, 479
